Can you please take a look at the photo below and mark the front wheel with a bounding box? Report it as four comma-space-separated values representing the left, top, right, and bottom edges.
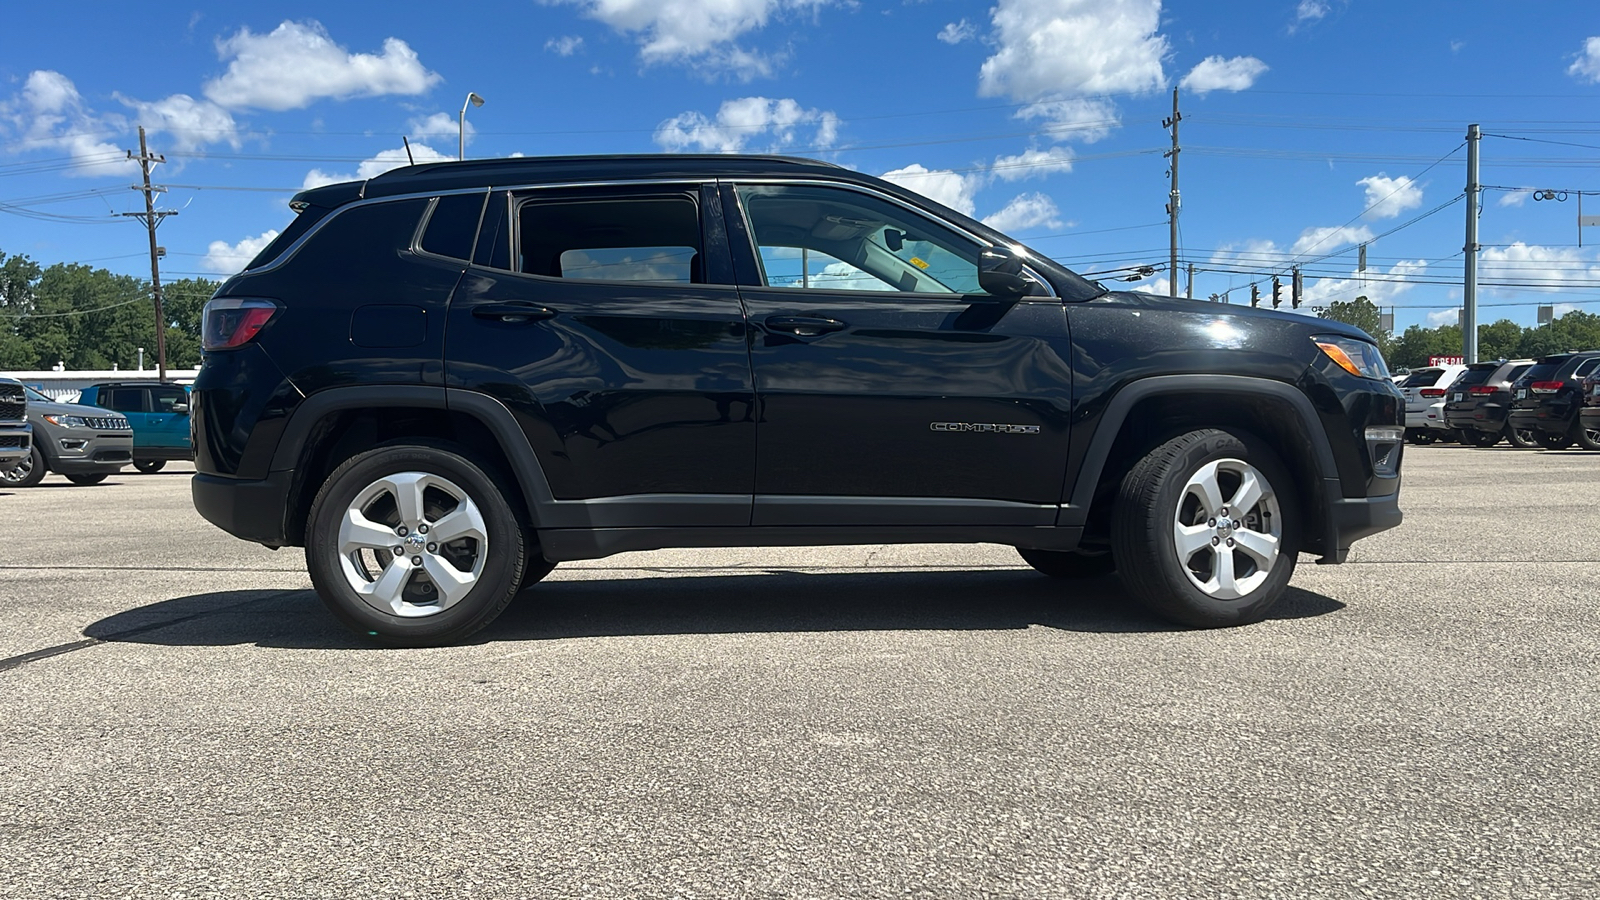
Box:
65, 473, 108, 486
1574, 420, 1600, 452
1111, 429, 1299, 628
133, 459, 166, 474
1016, 547, 1116, 578
305, 443, 527, 646
1469, 429, 1501, 448
1, 447, 47, 488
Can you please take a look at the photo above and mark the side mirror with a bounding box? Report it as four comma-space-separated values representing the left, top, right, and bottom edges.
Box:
978, 246, 1032, 297
172, 402, 189, 415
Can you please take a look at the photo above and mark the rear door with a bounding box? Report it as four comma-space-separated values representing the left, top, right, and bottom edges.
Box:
145, 384, 191, 450
443, 182, 754, 525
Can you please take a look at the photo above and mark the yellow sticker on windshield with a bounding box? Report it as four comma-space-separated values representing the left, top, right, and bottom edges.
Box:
909, 256, 930, 269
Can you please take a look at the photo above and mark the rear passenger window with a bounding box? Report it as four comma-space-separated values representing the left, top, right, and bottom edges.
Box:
102, 389, 145, 412
420, 193, 486, 261
516, 194, 703, 284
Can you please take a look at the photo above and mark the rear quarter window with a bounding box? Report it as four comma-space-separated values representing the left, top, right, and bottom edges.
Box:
420, 193, 487, 261
245, 206, 331, 271
1573, 357, 1600, 379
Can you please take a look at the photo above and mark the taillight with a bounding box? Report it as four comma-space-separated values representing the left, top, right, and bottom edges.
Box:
1468, 386, 1496, 396
1420, 388, 1445, 398
1530, 381, 1564, 394
202, 297, 279, 350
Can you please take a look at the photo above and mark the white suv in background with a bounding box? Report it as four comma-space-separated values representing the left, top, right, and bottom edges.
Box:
1399, 364, 1469, 444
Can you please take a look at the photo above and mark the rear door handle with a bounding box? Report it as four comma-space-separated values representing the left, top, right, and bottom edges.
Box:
471, 301, 557, 324
764, 315, 846, 337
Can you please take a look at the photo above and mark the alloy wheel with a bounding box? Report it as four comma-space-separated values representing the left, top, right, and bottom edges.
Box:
1171, 458, 1283, 601
336, 471, 488, 618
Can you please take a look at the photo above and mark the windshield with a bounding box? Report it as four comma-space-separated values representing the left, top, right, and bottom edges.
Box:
24, 386, 52, 403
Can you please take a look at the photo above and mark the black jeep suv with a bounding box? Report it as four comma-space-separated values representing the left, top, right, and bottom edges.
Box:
191, 155, 1404, 645
1508, 352, 1600, 450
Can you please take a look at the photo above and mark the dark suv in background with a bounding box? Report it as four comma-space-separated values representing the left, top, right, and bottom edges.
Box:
190, 155, 1405, 645
1508, 352, 1600, 450
1579, 368, 1600, 451
1443, 359, 1535, 448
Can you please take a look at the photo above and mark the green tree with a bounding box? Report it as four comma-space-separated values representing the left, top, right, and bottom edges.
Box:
1318, 295, 1384, 340
1477, 319, 1526, 361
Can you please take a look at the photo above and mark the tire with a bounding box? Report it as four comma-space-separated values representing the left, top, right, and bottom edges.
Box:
1405, 429, 1437, 445
65, 473, 108, 486
1537, 430, 1572, 451
1470, 430, 1501, 448
1016, 547, 1116, 578
1506, 425, 1540, 449
1574, 420, 1600, 452
1111, 428, 1299, 628
133, 459, 166, 474
1, 446, 48, 488
305, 442, 527, 646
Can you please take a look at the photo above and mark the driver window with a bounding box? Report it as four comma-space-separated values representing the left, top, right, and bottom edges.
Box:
735, 184, 986, 295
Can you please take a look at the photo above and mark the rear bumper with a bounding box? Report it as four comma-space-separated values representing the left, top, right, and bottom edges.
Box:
1509, 408, 1572, 435
1581, 409, 1600, 432
1405, 407, 1451, 430
192, 470, 294, 546
1445, 405, 1507, 432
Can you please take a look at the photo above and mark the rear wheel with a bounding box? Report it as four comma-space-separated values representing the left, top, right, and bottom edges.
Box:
65, 473, 108, 486
133, 459, 166, 474
1016, 547, 1115, 578
1506, 425, 1540, 449
1111, 429, 1298, 628
305, 443, 526, 646
1470, 429, 1501, 448
1, 447, 47, 488
1405, 429, 1437, 445
1537, 430, 1572, 451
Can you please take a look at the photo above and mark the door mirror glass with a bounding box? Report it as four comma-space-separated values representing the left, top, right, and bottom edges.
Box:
171, 402, 189, 415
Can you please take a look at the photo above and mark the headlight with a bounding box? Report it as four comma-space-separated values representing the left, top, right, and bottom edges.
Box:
1314, 335, 1390, 380
42, 414, 90, 428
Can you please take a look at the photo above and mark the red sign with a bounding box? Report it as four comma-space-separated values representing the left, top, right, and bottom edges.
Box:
1428, 356, 1465, 366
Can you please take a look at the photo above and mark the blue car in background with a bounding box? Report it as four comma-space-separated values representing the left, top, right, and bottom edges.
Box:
77, 381, 194, 473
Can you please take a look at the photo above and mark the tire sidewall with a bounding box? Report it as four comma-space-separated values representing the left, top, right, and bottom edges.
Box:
1120, 429, 1300, 627
2, 446, 47, 487
306, 443, 525, 645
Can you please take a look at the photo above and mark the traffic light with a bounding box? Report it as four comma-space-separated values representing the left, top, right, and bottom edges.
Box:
1292, 267, 1303, 308
1271, 275, 1282, 308
1250, 284, 1260, 307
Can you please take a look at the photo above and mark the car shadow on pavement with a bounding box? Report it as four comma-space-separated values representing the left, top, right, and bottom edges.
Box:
82, 569, 1347, 650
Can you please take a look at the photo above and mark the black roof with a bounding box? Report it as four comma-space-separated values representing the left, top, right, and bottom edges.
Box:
298, 154, 855, 206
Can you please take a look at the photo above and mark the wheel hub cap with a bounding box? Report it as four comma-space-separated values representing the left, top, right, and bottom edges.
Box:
1171, 458, 1283, 601
336, 471, 488, 618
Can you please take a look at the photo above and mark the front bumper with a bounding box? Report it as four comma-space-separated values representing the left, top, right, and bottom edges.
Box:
193, 470, 295, 546
0, 423, 31, 462
47, 431, 133, 474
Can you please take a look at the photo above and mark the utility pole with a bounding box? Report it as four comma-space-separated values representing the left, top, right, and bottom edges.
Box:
1186, 262, 1195, 299
1163, 87, 1181, 299
121, 126, 175, 381
1463, 123, 1480, 364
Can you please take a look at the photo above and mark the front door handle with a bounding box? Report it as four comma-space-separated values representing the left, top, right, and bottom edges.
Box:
765, 315, 846, 338
471, 301, 557, 324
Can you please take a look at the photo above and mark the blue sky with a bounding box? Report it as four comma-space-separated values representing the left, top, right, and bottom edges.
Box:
3, 1, 1600, 332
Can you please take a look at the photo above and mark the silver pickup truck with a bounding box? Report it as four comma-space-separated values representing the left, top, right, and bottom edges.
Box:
0, 377, 33, 470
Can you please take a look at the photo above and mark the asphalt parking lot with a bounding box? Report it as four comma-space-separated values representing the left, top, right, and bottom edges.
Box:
2, 447, 1598, 899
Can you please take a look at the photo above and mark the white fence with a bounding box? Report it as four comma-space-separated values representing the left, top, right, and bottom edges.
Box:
1, 369, 198, 403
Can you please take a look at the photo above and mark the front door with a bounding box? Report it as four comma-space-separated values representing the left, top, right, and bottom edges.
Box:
444, 183, 754, 526
723, 182, 1074, 526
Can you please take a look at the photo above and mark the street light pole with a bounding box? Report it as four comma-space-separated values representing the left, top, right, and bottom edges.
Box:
459, 92, 485, 160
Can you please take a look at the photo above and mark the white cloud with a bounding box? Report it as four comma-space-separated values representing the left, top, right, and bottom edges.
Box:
654, 97, 838, 153
881, 163, 979, 216
1357, 173, 1423, 220
992, 146, 1075, 180
1179, 56, 1268, 95
562, 0, 834, 77
1569, 36, 1600, 83
407, 112, 470, 143
978, 0, 1167, 101
1291, 0, 1328, 31
1480, 243, 1600, 295
2, 70, 137, 178
938, 20, 977, 44
982, 192, 1062, 232
1302, 259, 1427, 307
301, 141, 453, 189
202, 230, 280, 273
1497, 189, 1530, 207
203, 21, 441, 111
1016, 97, 1121, 143
546, 35, 585, 56
1129, 276, 1171, 297
1291, 224, 1374, 257
1427, 308, 1459, 326
116, 93, 239, 151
